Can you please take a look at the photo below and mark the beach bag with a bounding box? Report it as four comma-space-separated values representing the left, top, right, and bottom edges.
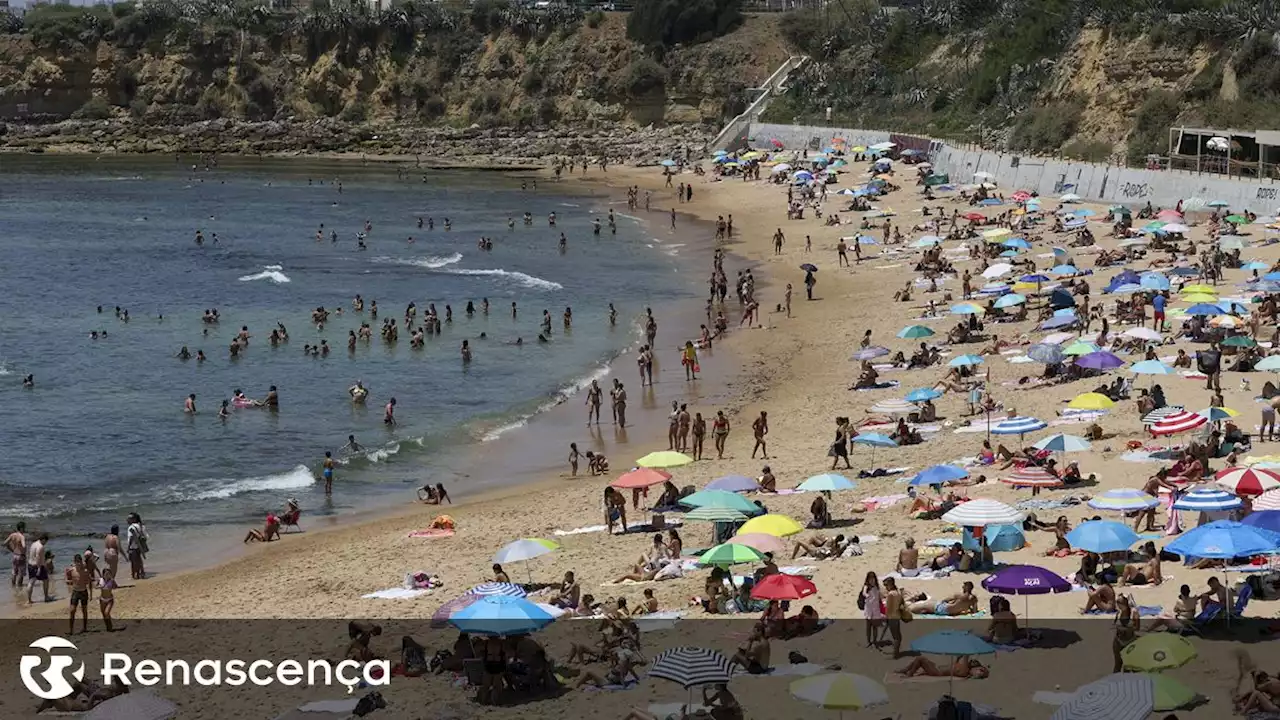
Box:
857, 589, 866, 611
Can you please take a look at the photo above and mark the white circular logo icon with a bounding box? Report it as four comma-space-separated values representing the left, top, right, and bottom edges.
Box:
19, 636, 85, 700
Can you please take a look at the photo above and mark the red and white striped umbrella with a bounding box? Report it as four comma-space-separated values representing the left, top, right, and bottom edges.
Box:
1149, 411, 1207, 437
1000, 466, 1064, 488
1215, 466, 1280, 497
1255, 489, 1280, 510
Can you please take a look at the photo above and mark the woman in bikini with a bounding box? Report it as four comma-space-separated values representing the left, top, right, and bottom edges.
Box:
691, 413, 707, 460
712, 411, 730, 459
98, 568, 116, 631
895, 655, 989, 679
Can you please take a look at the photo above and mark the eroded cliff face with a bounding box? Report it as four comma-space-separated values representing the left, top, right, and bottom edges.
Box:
0, 12, 788, 156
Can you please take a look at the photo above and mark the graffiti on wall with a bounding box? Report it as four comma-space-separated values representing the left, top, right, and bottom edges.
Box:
1258, 187, 1278, 201
1119, 182, 1153, 199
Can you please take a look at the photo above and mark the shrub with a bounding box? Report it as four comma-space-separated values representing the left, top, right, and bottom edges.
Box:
24, 5, 113, 52
627, 0, 742, 49
1060, 139, 1114, 163
586, 10, 604, 29
1009, 98, 1083, 153
1126, 90, 1181, 165
624, 57, 665, 98
73, 96, 113, 120
128, 98, 148, 119
421, 96, 447, 120
538, 96, 557, 122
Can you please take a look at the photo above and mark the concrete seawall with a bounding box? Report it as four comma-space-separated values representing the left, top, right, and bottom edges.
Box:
748, 122, 1280, 215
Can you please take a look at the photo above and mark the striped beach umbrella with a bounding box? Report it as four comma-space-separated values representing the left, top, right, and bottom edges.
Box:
684, 506, 749, 523
1150, 411, 1207, 437
1141, 406, 1185, 424
1216, 466, 1280, 497
1255, 489, 1280, 510
869, 398, 917, 415
649, 647, 733, 688
1051, 673, 1154, 720
942, 499, 1024, 527
1198, 406, 1240, 421
1172, 486, 1243, 512
1033, 434, 1091, 453
790, 673, 889, 712
1088, 488, 1159, 512
493, 538, 560, 564
991, 416, 1048, 438
1001, 466, 1063, 488
467, 582, 528, 598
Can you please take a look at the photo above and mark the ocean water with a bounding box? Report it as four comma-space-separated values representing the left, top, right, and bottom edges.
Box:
0, 156, 695, 559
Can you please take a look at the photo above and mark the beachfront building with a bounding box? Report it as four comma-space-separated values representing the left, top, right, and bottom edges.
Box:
1168, 126, 1280, 180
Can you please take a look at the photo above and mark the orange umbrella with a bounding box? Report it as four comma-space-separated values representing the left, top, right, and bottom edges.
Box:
611, 468, 672, 489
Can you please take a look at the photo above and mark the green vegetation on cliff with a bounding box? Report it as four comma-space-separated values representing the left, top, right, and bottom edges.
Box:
766, 0, 1280, 163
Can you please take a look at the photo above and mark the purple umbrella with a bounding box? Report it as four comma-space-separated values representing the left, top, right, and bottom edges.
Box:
706, 474, 760, 492
431, 593, 481, 628
980, 564, 1071, 622
850, 346, 890, 361
1074, 351, 1124, 370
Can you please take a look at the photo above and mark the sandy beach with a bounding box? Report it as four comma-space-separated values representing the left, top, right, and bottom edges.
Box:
7, 158, 1279, 719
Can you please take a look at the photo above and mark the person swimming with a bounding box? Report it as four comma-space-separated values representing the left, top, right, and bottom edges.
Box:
349, 381, 368, 403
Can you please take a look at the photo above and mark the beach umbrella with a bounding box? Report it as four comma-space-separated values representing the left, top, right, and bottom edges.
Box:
978, 282, 1010, 295
898, 324, 935, 339
1088, 488, 1159, 512
910, 464, 969, 487
1182, 283, 1216, 294
851, 433, 897, 465
910, 630, 997, 694
797, 473, 857, 492
991, 415, 1048, 438
493, 538, 559, 564
698, 542, 765, 567
1120, 634, 1197, 672
1199, 405, 1241, 421
650, 647, 733, 689
869, 398, 917, 415
950, 303, 985, 315
1258, 355, 1280, 372
949, 354, 984, 367
1001, 466, 1063, 488
1111, 283, 1144, 294
1040, 314, 1079, 330
449, 595, 556, 636
1051, 673, 1154, 720
1062, 340, 1100, 356
1060, 193, 1081, 202
1166, 519, 1276, 558
1140, 273, 1171, 291
1027, 343, 1065, 364
994, 293, 1026, 309
637, 451, 693, 468
1067, 392, 1115, 411
1043, 332, 1076, 345
727, 533, 786, 555
467, 582, 528, 598
1148, 674, 1199, 712
982, 263, 1014, 279
1244, 260, 1270, 271
680, 489, 763, 515
904, 388, 941, 402
1075, 351, 1125, 370
1257, 489, 1280, 510
962, 523, 1024, 552
1242, 510, 1280, 534
1033, 433, 1091, 453
431, 593, 482, 628
1003, 237, 1032, 249
738, 513, 804, 537
1161, 223, 1190, 234
706, 474, 759, 493
982, 565, 1071, 618
982, 227, 1011, 240
850, 346, 890, 361
789, 673, 889, 715
1021, 273, 1050, 283
799, 263, 819, 273
84, 691, 177, 720
1172, 486, 1243, 512
942, 498, 1024, 526
1129, 359, 1175, 376
684, 506, 749, 523
1141, 405, 1185, 424
1209, 315, 1244, 329
1066, 520, 1139, 553
999, 249, 1021, 258
913, 236, 941, 248
1051, 264, 1080, 275
611, 467, 672, 490
1150, 411, 1208, 436
1226, 214, 1249, 224
1185, 303, 1223, 316
751, 573, 817, 600
660, 159, 677, 167
1170, 266, 1201, 277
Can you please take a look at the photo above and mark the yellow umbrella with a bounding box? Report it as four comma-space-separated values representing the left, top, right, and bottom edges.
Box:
1180, 293, 1218, 303
636, 451, 693, 468
982, 227, 1011, 239
740, 151, 763, 161
1120, 634, 1196, 671
851, 146, 866, 153
1150, 673, 1198, 711
738, 514, 804, 537
1068, 392, 1115, 410
1181, 284, 1216, 294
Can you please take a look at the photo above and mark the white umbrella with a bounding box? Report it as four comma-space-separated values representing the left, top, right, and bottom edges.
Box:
973, 171, 993, 179
1051, 673, 1153, 720
1060, 193, 1082, 202
982, 263, 1014, 279
1122, 327, 1163, 342
493, 538, 560, 581
941, 498, 1024, 527
86, 692, 178, 720
771, 163, 791, 174
1161, 223, 1190, 234
869, 398, 918, 415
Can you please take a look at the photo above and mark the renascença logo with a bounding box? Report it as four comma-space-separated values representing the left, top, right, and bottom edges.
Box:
20, 637, 86, 700
18, 636, 389, 699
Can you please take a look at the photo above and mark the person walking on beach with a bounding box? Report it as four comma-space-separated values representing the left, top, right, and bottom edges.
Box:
610, 380, 621, 424
692, 412, 707, 460
682, 341, 699, 381
785, 284, 793, 318
125, 514, 147, 580
837, 238, 848, 267
804, 269, 817, 300
773, 228, 785, 255
713, 411, 730, 459
26, 533, 49, 604
66, 554, 90, 635
677, 404, 691, 453
6, 522, 25, 588
103, 526, 120, 581
322, 451, 336, 495
586, 379, 603, 425
751, 411, 770, 460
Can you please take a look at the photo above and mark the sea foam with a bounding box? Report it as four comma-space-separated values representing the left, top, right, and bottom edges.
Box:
238, 265, 291, 283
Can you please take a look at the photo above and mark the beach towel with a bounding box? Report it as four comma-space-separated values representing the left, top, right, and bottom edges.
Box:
1016, 497, 1084, 511
859, 466, 910, 479
853, 380, 900, 391
861, 493, 909, 510
650, 704, 710, 718
297, 700, 361, 714
914, 610, 990, 619
1180, 371, 1208, 380
582, 679, 639, 692
883, 671, 958, 684
734, 663, 826, 678
362, 587, 430, 600
884, 569, 952, 581
553, 524, 608, 536
1085, 605, 1162, 617
407, 529, 454, 539
780, 566, 817, 577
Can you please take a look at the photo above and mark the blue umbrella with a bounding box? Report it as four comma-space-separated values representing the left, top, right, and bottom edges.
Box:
851, 346, 890, 361
1027, 343, 1065, 364
1003, 238, 1031, 249
1171, 487, 1242, 512
1218, 301, 1250, 314
979, 198, 1003, 206
468, 582, 529, 598
1170, 266, 1200, 277
991, 416, 1048, 437
949, 354, 984, 367
798, 473, 857, 492
1040, 315, 1078, 330
950, 303, 984, 315
1051, 264, 1080, 275
852, 432, 897, 448
449, 595, 556, 636
994, 293, 1027, 309
1242, 511, 1280, 535
911, 631, 996, 656
856, 235, 878, 245
962, 524, 1025, 552
904, 388, 942, 402
1242, 261, 1270, 271
1074, 209, 1097, 217
1185, 303, 1224, 317
1130, 360, 1176, 376
1020, 274, 1050, 283
1264, 272, 1280, 282
660, 159, 677, 167
1033, 433, 1092, 453
1066, 520, 1139, 553
705, 474, 760, 493
1140, 273, 1171, 291
898, 324, 936, 339
910, 464, 969, 486
1165, 520, 1280, 559
1111, 283, 1144, 295
999, 249, 1021, 258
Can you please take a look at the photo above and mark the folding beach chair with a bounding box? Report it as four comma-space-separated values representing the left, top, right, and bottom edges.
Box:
1185, 582, 1252, 633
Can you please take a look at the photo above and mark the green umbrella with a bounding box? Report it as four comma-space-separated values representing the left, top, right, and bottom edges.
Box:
1222, 335, 1256, 347
1149, 673, 1197, 711
1063, 340, 1100, 356
898, 324, 936, 339
684, 506, 749, 523
1226, 214, 1248, 224
698, 542, 765, 567
680, 489, 762, 515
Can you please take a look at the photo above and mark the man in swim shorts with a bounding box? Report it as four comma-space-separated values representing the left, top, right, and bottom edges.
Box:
322, 451, 335, 495
5, 522, 25, 588
27, 533, 49, 604
66, 554, 91, 634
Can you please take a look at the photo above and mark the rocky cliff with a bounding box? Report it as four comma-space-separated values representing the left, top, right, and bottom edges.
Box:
0, 3, 788, 160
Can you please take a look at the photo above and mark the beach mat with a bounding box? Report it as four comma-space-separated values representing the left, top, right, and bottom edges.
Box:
407, 529, 454, 539
362, 587, 430, 600
883, 671, 958, 684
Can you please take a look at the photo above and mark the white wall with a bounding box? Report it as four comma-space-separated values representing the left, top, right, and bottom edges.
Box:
748, 121, 1280, 214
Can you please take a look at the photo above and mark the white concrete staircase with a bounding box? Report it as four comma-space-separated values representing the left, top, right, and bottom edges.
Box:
709, 54, 809, 152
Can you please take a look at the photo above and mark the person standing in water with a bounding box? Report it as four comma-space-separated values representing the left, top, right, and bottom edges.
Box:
615, 382, 628, 428
184, 393, 197, 414
322, 451, 335, 495
384, 398, 397, 426
608, 303, 617, 326
6, 522, 26, 588
26, 533, 49, 604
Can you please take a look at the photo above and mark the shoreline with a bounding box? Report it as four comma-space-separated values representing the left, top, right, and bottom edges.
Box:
9, 164, 745, 620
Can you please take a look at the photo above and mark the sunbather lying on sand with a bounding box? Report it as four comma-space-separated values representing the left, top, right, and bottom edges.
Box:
906, 582, 979, 616
895, 655, 989, 679
791, 533, 846, 560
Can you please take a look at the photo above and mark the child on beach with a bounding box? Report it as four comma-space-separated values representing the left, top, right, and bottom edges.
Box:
568, 443, 581, 476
